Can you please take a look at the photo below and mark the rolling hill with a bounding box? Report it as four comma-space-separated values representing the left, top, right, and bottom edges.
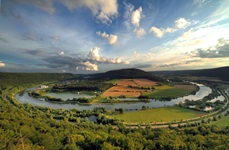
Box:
92, 68, 165, 82
151, 66, 229, 81
0, 73, 77, 86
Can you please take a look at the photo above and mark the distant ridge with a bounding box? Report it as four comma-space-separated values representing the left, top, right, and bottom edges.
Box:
191, 67, 229, 81
92, 68, 165, 82
151, 66, 229, 81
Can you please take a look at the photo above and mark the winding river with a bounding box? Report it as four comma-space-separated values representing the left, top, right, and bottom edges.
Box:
16, 83, 213, 111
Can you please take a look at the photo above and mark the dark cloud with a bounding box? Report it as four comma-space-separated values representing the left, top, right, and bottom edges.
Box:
41, 55, 98, 71
24, 49, 48, 57
13, 0, 55, 14
0, 36, 8, 43
184, 59, 202, 64
134, 63, 153, 69
1, 0, 25, 22
158, 63, 181, 68
21, 32, 44, 41
24, 46, 64, 57
194, 39, 229, 58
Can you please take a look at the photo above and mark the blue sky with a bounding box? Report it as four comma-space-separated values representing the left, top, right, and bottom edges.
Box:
0, 0, 228, 73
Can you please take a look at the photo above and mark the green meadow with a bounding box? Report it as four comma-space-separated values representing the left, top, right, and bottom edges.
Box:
112, 106, 206, 123
143, 85, 193, 99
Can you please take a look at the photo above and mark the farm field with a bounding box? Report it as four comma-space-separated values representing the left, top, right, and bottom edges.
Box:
102, 79, 197, 98
102, 79, 157, 97
111, 106, 206, 123
143, 84, 196, 99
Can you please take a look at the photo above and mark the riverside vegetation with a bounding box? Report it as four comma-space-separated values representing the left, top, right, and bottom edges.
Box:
0, 72, 229, 149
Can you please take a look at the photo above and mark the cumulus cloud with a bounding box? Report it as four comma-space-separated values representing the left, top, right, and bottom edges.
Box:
193, 38, 229, 58
61, 0, 118, 24
96, 31, 118, 45
82, 61, 98, 71
150, 18, 190, 38
131, 7, 144, 27
12, 0, 118, 24
0, 61, 5, 67
42, 55, 98, 71
149, 27, 164, 38
175, 18, 190, 29
88, 47, 129, 64
133, 28, 146, 38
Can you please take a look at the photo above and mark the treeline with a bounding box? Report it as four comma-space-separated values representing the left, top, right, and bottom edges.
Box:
0, 72, 76, 87
0, 98, 229, 149
28, 91, 93, 103
52, 81, 113, 92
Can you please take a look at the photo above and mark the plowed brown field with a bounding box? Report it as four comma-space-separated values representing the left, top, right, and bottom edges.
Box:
102, 79, 157, 97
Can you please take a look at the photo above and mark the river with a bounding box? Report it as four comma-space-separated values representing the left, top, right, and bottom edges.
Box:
16, 83, 213, 111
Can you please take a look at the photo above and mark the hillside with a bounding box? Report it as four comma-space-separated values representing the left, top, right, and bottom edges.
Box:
92, 68, 165, 82
0, 73, 77, 87
151, 66, 229, 81
191, 67, 229, 81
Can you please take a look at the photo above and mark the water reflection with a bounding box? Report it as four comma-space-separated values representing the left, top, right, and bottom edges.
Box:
16, 83, 213, 111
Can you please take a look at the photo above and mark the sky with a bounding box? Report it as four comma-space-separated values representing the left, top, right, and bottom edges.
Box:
0, 0, 229, 73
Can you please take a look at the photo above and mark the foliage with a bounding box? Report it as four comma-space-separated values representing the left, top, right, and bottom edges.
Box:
0, 72, 228, 149
93, 68, 165, 82
52, 80, 113, 92
0, 72, 76, 87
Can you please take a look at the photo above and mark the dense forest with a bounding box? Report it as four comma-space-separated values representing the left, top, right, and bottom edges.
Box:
52, 81, 113, 92
92, 68, 165, 82
0, 73, 229, 149
0, 73, 77, 87
151, 66, 229, 81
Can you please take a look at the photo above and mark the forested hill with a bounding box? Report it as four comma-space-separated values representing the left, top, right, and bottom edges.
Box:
92, 68, 165, 82
190, 67, 229, 81
0, 73, 77, 86
151, 66, 229, 81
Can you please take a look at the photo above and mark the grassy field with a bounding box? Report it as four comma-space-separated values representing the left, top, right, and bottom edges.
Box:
112, 106, 206, 123
211, 117, 229, 129
144, 88, 192, 98
143, 85, 195, 99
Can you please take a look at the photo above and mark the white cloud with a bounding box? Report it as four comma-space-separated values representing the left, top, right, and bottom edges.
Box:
123, 2, 134, 29
96, 31, 118, 45
131, 7, 144, 27
133, 28, 146, 38
0, 61, 5, 67
175, 18, 190, 29
88, 47, 101, 61
61, 0, 118, 24
149, 27, 164, 38
165, 27, 176, 33
198, 0, 229, 28
88, 47, 129, 64
58, 51, 64, 55
14, 0, 118, 24
134, 51, 138, 57
193, 0, 209, 6
149, 18, 190, 38
82, 61, 98, 71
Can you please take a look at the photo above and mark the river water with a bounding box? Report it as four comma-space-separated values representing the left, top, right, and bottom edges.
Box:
16, 83, 213, 111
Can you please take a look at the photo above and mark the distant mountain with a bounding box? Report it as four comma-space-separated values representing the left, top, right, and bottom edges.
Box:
92, 68, 165, 82
190, 67, 229, 81
151, 66, 229, 81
